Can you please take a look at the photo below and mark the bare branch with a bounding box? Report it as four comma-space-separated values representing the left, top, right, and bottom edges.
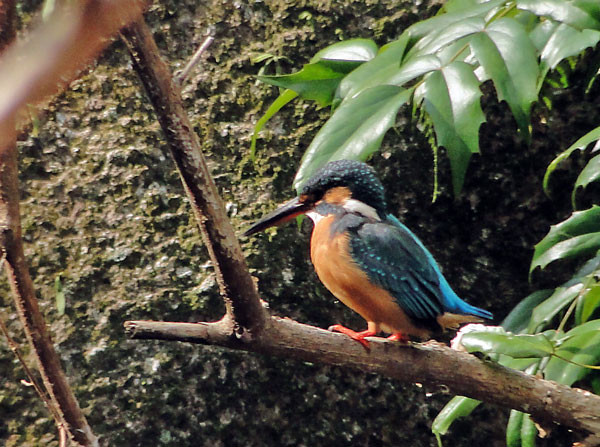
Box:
0, 124, 98, 446
125, 317, 600, 437
120, 20, 267, 336
0, 1, 151, 445
0, 316, 61, 423
176, 33, 215, 85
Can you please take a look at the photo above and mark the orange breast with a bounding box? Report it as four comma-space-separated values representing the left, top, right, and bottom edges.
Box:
309, 216, 431, 338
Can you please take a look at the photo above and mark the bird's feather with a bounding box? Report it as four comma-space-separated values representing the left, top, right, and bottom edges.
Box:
342, 213, 492, 324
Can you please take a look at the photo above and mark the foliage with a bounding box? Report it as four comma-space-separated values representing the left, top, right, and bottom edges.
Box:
433, 127, 600, 446
253, 0, 600, 196
252, 0, 600, 446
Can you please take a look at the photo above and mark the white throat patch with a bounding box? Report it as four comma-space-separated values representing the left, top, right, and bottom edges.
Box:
343, 199, 381, 221
306, 211, 325, 224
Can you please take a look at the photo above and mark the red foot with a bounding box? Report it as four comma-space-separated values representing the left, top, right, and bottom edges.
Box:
328, 324, 376, 350
387, 332, 410, 343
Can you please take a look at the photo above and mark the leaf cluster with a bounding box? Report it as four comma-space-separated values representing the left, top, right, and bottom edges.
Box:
253, 0, 600, 196
435, 129, 600, 446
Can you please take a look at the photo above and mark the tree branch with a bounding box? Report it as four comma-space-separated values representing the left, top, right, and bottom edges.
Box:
120, 20, 267, 336
0, 122, 98, 446
124, 317, 600, 437
0, 1, 150, 445
117, 11, 600, 444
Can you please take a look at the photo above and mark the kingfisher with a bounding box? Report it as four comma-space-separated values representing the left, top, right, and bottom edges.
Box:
244, 160, 493, 348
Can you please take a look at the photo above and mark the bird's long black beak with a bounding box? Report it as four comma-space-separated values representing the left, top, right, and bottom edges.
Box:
243, 196, 310, 237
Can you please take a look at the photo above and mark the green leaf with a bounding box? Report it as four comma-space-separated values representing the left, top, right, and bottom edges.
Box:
406, 0, 505, 40
250, 89, 298, 158
55, 275, 65, 316
538, 24, 600, 89
533, 233, 600, 274
517, 0, 600, 30
520, 413, 538, 447
432, 396, 481, 442
540, 24, 600, 71
531, 206, 600, 274
573, 154, 600, 206
543, 125, 600, 194
574, 0, 600, 20
258, 62, 357, 107
310, 38, 378, 64
337, 34, 410, 100
501, 356, 541, 371
469, 18, 538, 140
576, 1, 600, 21
528, 283, 584, 331
561, 318, 600, 340
506, 410, 525, 447
257, 39, 378, 107
544, 328, 600, 385
406, 17, 485, 60
442, 0, 485, 14
460, 331, 555, 358
529, 20, 559, 51
576, 284, 600, 324
422, 61, 485, 195
293, 86, 412, 191
502, 289, 554, 333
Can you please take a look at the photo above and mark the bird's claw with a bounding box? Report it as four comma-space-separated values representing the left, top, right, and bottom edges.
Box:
387, 332, 410, 343
328, 324, 376, 350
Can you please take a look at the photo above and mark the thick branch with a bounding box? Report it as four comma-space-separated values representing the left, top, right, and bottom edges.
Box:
120, 20, 266, 335
125, 317, 600, 437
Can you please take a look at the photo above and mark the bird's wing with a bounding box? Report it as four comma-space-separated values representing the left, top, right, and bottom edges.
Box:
348, 218, 445, 322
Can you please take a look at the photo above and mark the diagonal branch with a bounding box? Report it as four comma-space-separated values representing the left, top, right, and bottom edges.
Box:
125, 317, 600, 437
0, 1, 150, 445
175, 32, 214, 86
0, 121, 98, 446
119, 20, 267, 337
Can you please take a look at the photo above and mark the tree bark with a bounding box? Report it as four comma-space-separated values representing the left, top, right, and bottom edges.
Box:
125, 317, 600, 437
120, 20, 267, 337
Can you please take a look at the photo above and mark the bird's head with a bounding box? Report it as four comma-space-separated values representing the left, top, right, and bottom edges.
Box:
244, 160, 387, 236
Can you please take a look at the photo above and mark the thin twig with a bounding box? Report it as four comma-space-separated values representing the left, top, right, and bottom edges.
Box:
59, 424, 68, 447
176, 33, 214, 85
0, 317, 59, 420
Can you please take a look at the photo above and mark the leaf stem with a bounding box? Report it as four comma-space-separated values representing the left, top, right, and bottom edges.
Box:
551, 352, 600, 371
557, 275, 594, 333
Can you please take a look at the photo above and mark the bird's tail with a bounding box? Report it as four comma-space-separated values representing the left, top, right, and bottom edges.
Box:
458, 302, 494, 320
437, 312, 486, 331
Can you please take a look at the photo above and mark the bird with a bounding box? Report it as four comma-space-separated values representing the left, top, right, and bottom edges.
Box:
244, 159, 493, 348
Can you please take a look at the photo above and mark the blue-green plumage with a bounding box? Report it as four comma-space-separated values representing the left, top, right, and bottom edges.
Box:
244, 159, 493, 342
300, 160, 493, 330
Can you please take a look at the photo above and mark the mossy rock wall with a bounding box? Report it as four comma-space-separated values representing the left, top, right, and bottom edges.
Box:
1, 1, 599, 446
